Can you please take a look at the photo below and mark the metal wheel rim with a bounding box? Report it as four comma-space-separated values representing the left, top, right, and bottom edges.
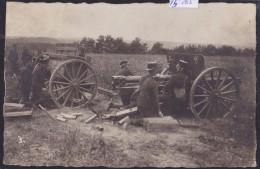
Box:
49, 59, 98, 108
190, 67, 239, 119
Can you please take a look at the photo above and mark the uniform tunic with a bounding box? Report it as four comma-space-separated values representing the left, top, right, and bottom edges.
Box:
136, 74, 160, 117
164, 71, 187, 95
31, 66, 51, 103
8, 49, 18, 73
20, 65, 33, 102
117, 69, 134, 105
21, 50, 32, 65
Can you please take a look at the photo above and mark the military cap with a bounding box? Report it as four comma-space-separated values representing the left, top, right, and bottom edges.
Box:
120, 61, 128, 68
146, 62, 158, 71
178, 60, 188, 68
37, 54, 50, 64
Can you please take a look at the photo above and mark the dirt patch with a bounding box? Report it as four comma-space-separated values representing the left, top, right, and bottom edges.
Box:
3, 96, 256, 167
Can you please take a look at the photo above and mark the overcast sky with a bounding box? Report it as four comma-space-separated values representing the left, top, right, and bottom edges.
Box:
6, 2, 256, 47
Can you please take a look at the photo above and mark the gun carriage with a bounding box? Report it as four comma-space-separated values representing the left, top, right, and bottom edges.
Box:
112, 53, 240, 119
47, 43, 98, 108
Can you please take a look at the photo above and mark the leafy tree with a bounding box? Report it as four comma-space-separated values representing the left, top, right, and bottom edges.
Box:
129, 37, 147, 54
96, 35, 105, 53
150, 42, 165, 54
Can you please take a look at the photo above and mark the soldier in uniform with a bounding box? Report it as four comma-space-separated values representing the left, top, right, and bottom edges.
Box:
8, 44, 19, 74
164, 60, 189, 117
117, 61, 133, 76
19, 57, 33, 104
31, 55, 51, 106
21, 48, 32, 66
117, 61, 134, 105
122, 62, 163, 128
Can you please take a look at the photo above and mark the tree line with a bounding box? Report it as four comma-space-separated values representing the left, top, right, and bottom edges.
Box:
79, 35, 255, 56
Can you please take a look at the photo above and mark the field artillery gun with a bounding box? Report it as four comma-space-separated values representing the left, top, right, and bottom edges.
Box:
45, 43, 108, 108
112, 53, 240, 119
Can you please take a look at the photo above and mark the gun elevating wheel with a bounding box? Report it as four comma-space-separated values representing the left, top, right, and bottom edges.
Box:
49, 59, 98, 108
190, 67, 239, 119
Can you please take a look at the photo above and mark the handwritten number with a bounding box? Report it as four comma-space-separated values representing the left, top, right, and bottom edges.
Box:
170, 0, 178, 7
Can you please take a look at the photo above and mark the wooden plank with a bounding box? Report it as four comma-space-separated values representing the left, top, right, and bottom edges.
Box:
4, 111, 32, 117
142, 116, 180, 132
118, 116, 130, 125
60, 113, 76, 119
70, 113, 83, 117
4, 107, 32, 112
4, 103, 24, 108
85, 114, 97, 123
115, 107, 138, 117
56, 117, 67, 122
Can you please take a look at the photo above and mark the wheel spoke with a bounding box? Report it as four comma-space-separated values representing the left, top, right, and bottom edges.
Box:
218, 96, 236, 102
79, 86, 93, 94
78, 89, 89, 101
76, 63, 83, 79
70, 91, 75, 108
205, 103, 212, 119
79, 82, 95, 86
197, 85, 211, 94
71, 62, 75, 79
216, 70, 222, 87
53, 86, 70, 92
203, 77, 213, 91
193, 94, 210, 97
78, 69, 89, 81
57, 88, 71, 100
217, 101, 224, 117
79, 74, 95, 83
53, 81, 70, 85
62, 91, 72, 106
56, 73, 71, 82
220, 90, 237, 95
198, 101, 210, 115
64, 64, 73, 80
219, 99, 231, 112
194, 98, 208, 107
219, 81, 234, 92
217, 74, 228, 90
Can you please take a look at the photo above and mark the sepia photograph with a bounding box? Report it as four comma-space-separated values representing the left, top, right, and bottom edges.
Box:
3, 2, 257, 167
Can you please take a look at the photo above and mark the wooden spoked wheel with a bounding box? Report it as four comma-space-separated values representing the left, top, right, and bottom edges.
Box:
190, 67, 239, 119
49, 59, 98, 108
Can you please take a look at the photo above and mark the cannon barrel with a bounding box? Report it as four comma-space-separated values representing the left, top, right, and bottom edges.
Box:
112, 75, 172, 90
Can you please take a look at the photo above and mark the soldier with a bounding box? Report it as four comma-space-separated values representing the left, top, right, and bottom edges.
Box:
117, 61, 133, 76
122, 62, 163, 128
164, 60, 189, 117
19, 57, 33, 104
78, 37, 87, 57
8, 44, 19, 74
31, 55, 51, 106
21, 48, 32, 66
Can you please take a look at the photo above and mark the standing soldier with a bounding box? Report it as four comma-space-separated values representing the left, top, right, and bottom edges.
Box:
19, 57, 33, 105
117, 61, 134, 105
21, 48, 32, 66
8, 44, 19, 74
122, 62, 163, 128
31, 55, 51, 106
117, 61, 133, 76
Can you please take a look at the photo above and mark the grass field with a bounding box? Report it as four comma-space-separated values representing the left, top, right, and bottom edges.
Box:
4, 52, 256, 167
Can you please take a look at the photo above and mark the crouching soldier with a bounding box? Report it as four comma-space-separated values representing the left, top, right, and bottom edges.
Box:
122, 62, 163, 129
31, 55, 52, 107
